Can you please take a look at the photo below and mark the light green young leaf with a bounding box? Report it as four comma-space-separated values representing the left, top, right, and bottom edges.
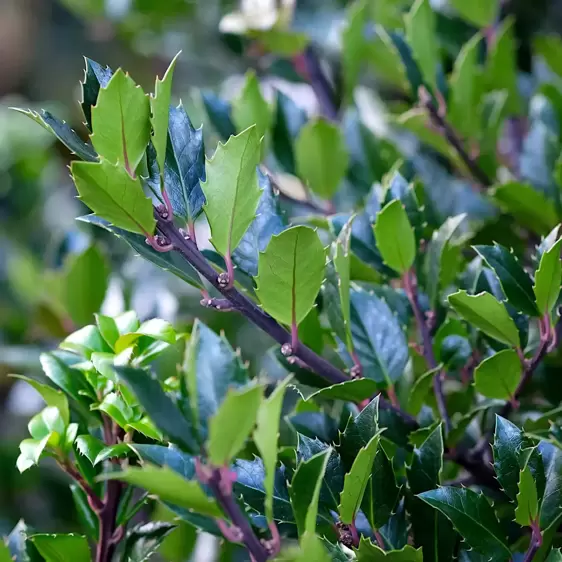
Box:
75, 435, 105, 466
546, 549, 562, 561
95, 314, 120, 349
534, 237, 562, 315
486, 17, 521, 115
534, 35, 562, 78
16, 434, 51, 473
150, 52, 180, 175
338, 432, 381, 524
31, 534, 91, 562
356, 538, 423, 561
100, 464, 222, 517
493, 182, 559, 235
254, 377, 292, 522
405, 0, 438, 90
63, 246, 109, 327
448, 290, 520, 347
473, 349, 521, 401
114, 318, 176, 353
407, 366, 442, 416
295, 119, 349, 199
515, 465, 539, 527
9, 375, 69, 426
232, 71, 272, 139
374, 199, 416, 274
207, 385, 263, 466
71, 159, 156, 235
256, 226, 325, 327
91, 68, 150, 172
289, 449, 331, 535
95, 392, 134, 429
450, 0, 498, 27
28, 407, 66, 443
201, 126, 262, 257
448, 33, 482, 139
0, 542, 11, 562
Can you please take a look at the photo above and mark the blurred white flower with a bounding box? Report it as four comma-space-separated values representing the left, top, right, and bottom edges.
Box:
219, 0, 295, 34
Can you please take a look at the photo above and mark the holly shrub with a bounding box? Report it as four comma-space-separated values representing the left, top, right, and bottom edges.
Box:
5, 0, 562, 560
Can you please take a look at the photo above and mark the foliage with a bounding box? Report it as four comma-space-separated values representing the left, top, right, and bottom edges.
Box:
7, 0, 562, 560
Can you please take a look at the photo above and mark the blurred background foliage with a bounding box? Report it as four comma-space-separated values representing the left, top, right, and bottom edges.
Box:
2, 0, 562, 559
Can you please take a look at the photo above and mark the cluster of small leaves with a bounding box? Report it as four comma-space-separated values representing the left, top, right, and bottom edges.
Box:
9, 0, 562, 560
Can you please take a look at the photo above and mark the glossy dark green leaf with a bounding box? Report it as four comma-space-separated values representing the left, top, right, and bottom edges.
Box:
77, 215, 202, 289
493, 416, 545, 502
289, 449, 331, 535
69, 484, 98, 540
418, 487, 511, 561
349, 289, 408, 386
116, 367, 198, 453
379, 499, 408, 550
182, 319, 248, 442
121, 522, 176, 562
201, 91, 236, 141
297, 435, 345, 512
303, 379, 379, 403
272, 90, 307, 174
232, 170, 285, 277
81, 58, 113, 131
146, 104, 206, 221
13, 108, 98, 162
474, 245, 539, 316
340, 395, 379, 466
361, 446, 400, 530
388, 31, 425, 100
539, 441, 562, 532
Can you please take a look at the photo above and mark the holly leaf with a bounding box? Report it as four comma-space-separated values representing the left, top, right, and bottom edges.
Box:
289, 449, 331, 535
77, 215, 202, 289
182, 320, 249, 443
493, 182, 558, 235
349, 289, 409, 386
91, 68, 150, 172
146, 104, 206, 221
202, 126, 262, 257
374, 199, 416, 275
150, 52, 180, 176
448, 33, 482, 139
515, 465, 539, 527
295, 119, 349, 199
448, 290, 520, 347
339, 395, 380, 465
450, 0, 498, 27
232, 71, 271, 139
16, 435, 51, 473
338, 432, 381, 524
418, 487, 511, 561
71, 160, 156, 235
30, 534, 91, 562
405, 0, 438, 90
12, 108, 98, 162
475, 244, 539, 316
534, 236, 562, 315
121, 521, 176, 562
538, 441, 562, 532
303, 379, 379, 403
115, 367, 198, 453
232, 170, 285, 277
254, 377, 292, 522
407, 366, 441, 416
101, 465, 222, 518
425, 214, 467, 307
256, 226, 325, 327
474, 349, 521, 401
361, 446, 401, 530
201, 91, 236, 141
207, 385, 263, 466
81, 58, 113, 130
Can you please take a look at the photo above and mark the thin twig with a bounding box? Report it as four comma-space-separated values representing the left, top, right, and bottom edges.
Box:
419, 87, 493, 189
403, 270, 451, 432
59, 461, 103, 512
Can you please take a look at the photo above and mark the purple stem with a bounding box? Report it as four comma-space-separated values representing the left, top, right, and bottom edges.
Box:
301, 46, 339, 121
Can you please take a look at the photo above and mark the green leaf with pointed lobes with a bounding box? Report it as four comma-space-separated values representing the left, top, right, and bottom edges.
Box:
448, 290, 520, 347
71, 159, 156, 235
333, 216, 354, 351
515, 465, 539, 527
256, 226, 326, 327
202, 126, 262, 257
474, 349, 521, 401
91, 68, 150, 173
232, 71, 272, 139
150, 51, 180, 176
534, 236, 562, 315
374, 199, 416, 274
